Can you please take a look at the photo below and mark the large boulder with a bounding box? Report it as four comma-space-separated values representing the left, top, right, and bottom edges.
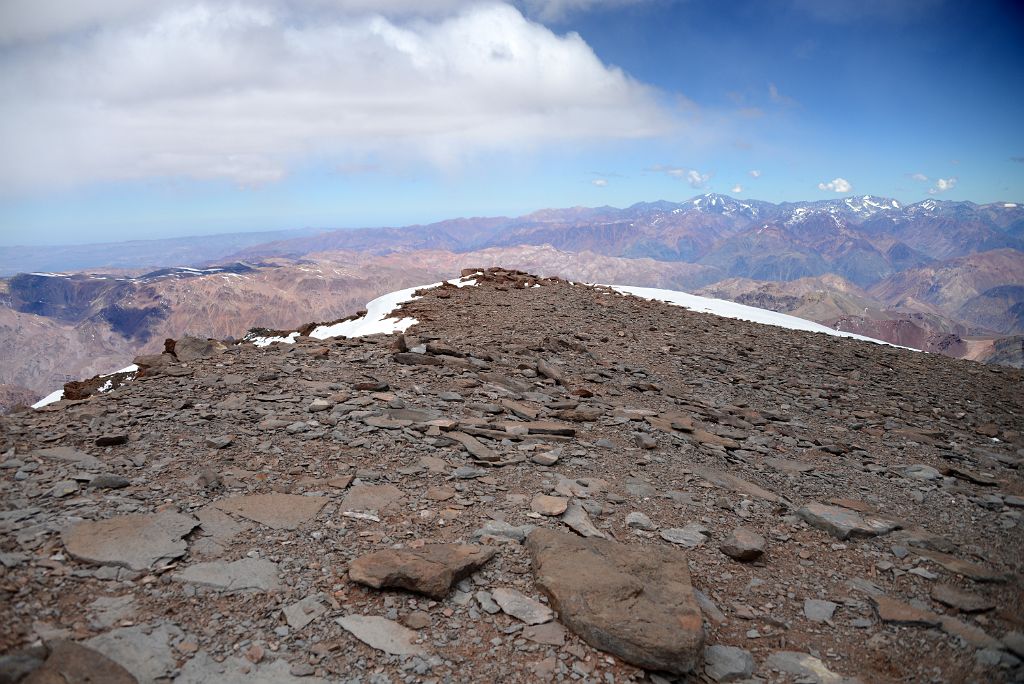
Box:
526, 528, 704, 675
172, 336, 226, 362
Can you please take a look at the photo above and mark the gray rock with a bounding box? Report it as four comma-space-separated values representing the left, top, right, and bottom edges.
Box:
62, 511, 198, 570
336, 614, 426, 655
475, 590, 501, 614
35, 446, 102, 470
625, 512, 656, 531
797, 503, 900, 540
204, 435, 233, 449
660, 523, 710, 548
470, 520, 535, 543
899, 463, 941, 480
88, 474, 130, 489
174, 336, 225, 362
491, 587, 554, 625
804, 599, 838, 622
84, 622, 182, 683
50, 480, 80, 497
704, 644, 754, 682
561, 500, 606, 538
173, 558, 280, 592
283, 594, 328, 631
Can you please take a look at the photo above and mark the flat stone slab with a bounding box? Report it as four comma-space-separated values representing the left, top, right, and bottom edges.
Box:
336, 615, 426, 656
23, 640, 136, 684
909, 546, 1007, 582
531, 494, 569, 516
660, 523, 710, 549
62, 511, 198, 570
349, 544, 495, 598
83, 622, 182, 683
341, 484, 406, 514
930, 583, 996, 613
34, 446, 102, 470
491, 587, 554, 625
526, 527, 704, 675
692, 467, 783, 503
213, 494, 326, 530
283, 594, 329, 630
797, 503, 900, 540
173, 558, 280, 593
872, 596, 941, 626
446, 431, 500, 462
561, 500, 606, 538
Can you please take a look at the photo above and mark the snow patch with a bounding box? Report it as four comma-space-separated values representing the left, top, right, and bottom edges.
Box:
310, 276, 479, 340
248, 331, 299, 347
607, 285, 910, 349
1005, 203, 1018, 208
31, 389, 65, 409
31, 364, 139, 409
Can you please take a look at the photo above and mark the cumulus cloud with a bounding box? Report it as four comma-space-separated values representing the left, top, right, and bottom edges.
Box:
649, 165, 711, 189
0, 2, 672, 189
910, 172, 929, 182
731, 184, 742, 193
686, 170, 710, 189
591, 178, 608, 187
928, 177, 957, 194
817, 177, 852, 193
748, 169, 761, 178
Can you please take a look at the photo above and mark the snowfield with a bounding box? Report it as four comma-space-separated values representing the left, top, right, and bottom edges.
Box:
608, 285, 909, 348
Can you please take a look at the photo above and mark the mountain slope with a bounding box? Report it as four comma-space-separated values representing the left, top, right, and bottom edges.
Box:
3, 269, 1021, 683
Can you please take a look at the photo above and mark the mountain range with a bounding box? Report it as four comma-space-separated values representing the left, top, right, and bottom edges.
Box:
1, 194, 1022, 408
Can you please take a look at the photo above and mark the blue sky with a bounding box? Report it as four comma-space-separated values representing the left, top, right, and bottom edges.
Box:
1, 0, 1022, 245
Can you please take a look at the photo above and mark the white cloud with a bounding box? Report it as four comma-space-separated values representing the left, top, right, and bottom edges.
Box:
928, 177, 957, 194
817, 177, 852, 193
0, 2, 672, 189
731, 184, 742, 193
591, 178, 608, 187
910, 172, 929, 182
686, 169, 710, 189
748, 169, 761, 178
649, 165, 711, 189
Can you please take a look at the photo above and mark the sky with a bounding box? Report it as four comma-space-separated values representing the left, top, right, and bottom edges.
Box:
1, 0, 1022, 245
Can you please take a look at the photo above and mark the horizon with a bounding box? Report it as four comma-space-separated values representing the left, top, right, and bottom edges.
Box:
3, 191, 1021, 250
1, 0, 1023, 246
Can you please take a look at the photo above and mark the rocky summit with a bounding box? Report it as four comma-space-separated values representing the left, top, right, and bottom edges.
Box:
1, 267, 1022, 683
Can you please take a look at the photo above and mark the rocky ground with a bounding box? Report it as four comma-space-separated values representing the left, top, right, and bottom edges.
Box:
1, 268, 1022, 683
